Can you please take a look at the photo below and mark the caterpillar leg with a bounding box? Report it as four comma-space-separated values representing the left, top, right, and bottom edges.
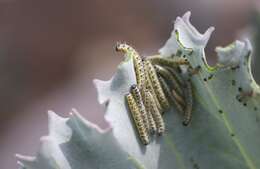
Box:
182, 80, 193, 126
146, 91, 165, 135
144, 60, 170, 111
126, 93, 150, 145
115, 42, 145, 88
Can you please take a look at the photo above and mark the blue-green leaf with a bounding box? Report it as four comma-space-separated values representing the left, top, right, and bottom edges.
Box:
17, 12, 260, 169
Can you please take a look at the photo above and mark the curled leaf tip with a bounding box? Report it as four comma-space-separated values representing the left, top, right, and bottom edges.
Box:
160, 11, 214, 57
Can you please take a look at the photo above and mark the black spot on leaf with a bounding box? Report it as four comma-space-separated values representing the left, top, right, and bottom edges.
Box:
208, 74, 213, 80
218, 110, 223, 114
238, 87, 243, 92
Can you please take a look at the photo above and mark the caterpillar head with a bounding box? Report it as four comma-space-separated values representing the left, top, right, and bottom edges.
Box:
130, 84, 138, 91
115, 42, 132, 53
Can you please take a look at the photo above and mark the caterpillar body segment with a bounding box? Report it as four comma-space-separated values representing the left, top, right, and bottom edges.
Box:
144, 60, 170, 111
154, 64, 184, 97
158, 76, 185, 114
164, 66, 185, 86
172, 89, 185, 107
144, 64, 163, 113
146, 91, 165, 135
146, 55, 189, 67
153, 63, 186, 105
126, 93, 150, 145
134, 57, 146, 88
130, 84, 150, 132
115, 42, 145, 88
182, 80, 193, 126
143, 89, 157, 134
147, 109, 157, 134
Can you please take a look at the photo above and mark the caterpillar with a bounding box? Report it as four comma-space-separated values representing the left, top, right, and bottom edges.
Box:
146, 90, 165, 135
115, 43, 145, 88
158, 75, 185, 114
182, 80, 193, 126
164, 66, 185, 86
144, 60, 170, 111
130, 84, 150, 132
154, 64, 184, 97
146, 55, 189, 67
143, 89, 157, 134
126, 93, 150, 145
147, 109, 157, 134
172, 89, 185, 107
144, 65, 163, 113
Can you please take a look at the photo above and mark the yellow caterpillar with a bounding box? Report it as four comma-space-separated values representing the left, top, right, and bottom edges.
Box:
144, 60, 170, 111
130, 84, 150, 132
154, 64, 184, 97
158, 75, 185, 114
143, 89, 157, 134
126, 93, 150, 145
115, 43, 145, 88
144, 66, 163, 113
146, 90, 165, 135
147, 55, 189, 67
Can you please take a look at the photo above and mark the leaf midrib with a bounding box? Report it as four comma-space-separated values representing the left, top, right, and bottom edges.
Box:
197, 75, 257, 169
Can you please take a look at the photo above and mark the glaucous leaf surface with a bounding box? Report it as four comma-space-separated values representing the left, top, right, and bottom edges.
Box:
17, 12, 260, 169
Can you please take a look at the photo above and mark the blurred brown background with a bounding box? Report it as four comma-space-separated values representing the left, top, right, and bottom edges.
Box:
0, 0, 259, 168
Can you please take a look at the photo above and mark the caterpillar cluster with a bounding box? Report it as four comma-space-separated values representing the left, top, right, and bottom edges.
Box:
116, 42, 194, 145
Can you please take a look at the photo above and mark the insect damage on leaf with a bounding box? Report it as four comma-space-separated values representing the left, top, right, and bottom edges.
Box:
17, 11, 260, 169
